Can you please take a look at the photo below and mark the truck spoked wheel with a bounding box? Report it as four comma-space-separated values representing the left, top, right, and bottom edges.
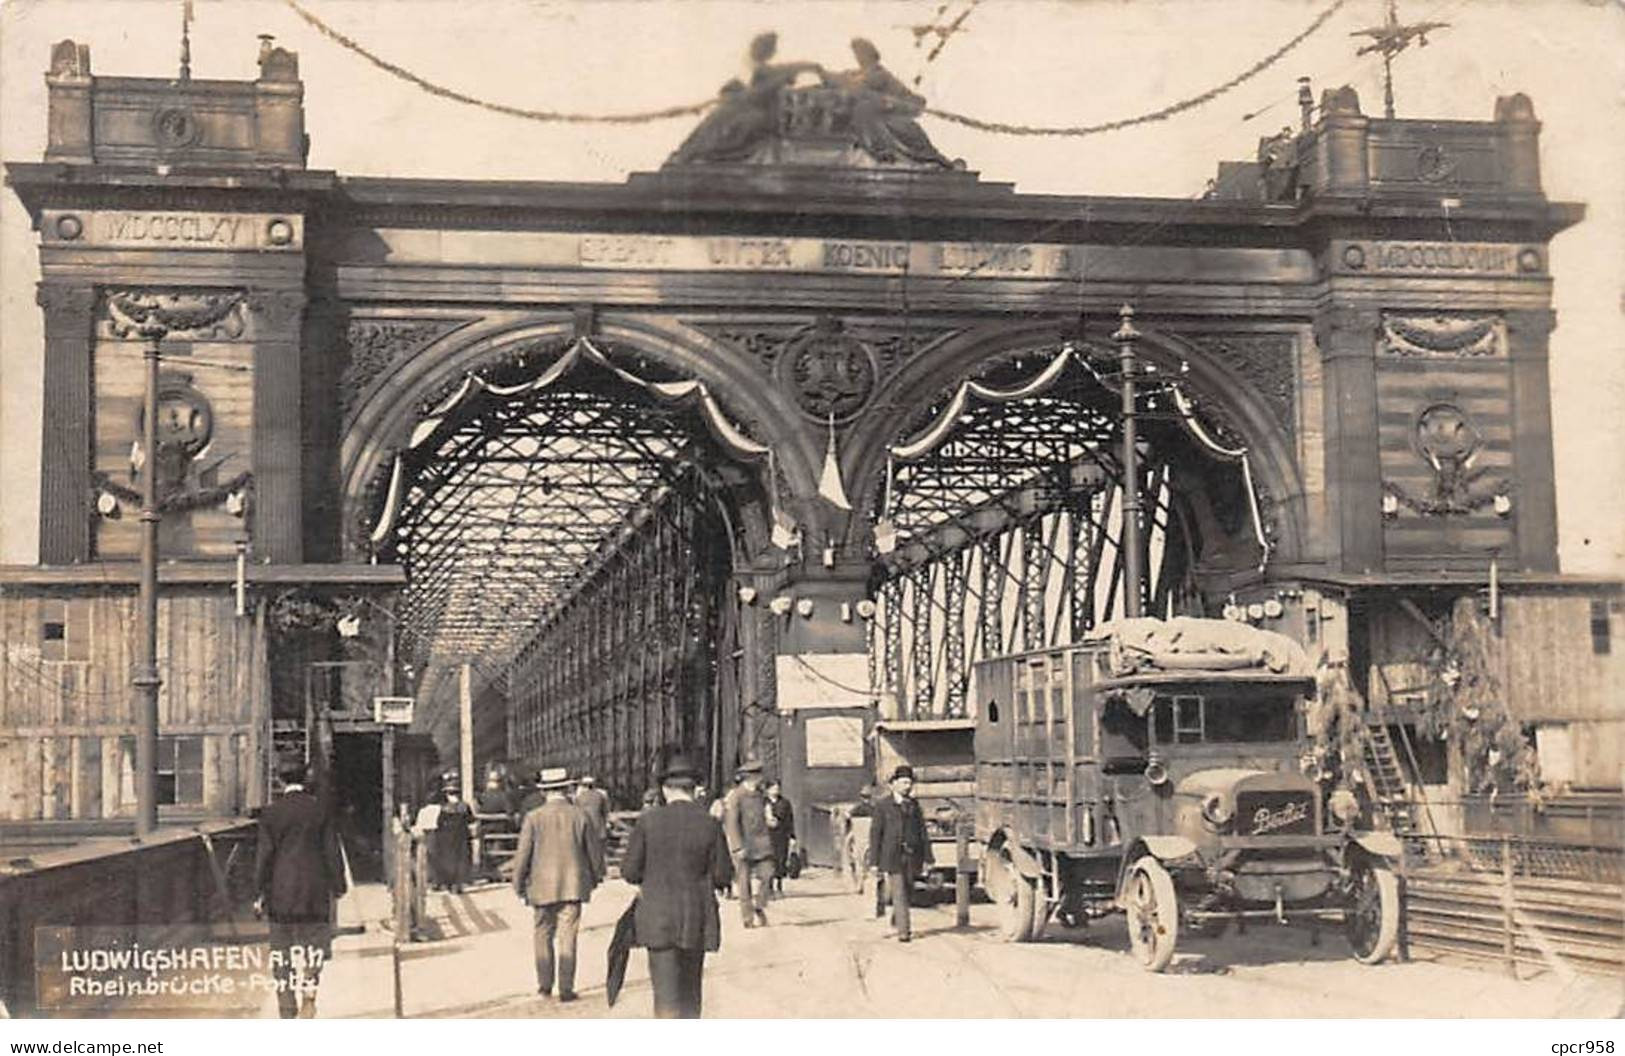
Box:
992, 849, 1036, 943
1125, 856, 1179, 972
1345, 858, 1400, 965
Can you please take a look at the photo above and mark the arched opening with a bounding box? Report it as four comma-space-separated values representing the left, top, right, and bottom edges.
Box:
865, 338, 1271, 719
366, 337, 770, 805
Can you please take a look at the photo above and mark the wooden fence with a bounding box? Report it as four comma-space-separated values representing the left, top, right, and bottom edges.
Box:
1403, 831, 1623, 978
0, 819, 258, 1016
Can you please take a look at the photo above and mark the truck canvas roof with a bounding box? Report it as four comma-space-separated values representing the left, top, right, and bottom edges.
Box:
1085, 616, 1314, 680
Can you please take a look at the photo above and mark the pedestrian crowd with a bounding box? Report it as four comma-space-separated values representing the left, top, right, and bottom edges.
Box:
256, 751, 931, 1019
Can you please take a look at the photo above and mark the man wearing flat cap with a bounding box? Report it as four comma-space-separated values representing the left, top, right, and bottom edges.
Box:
868, 764, 933, 942
513, 767, 605, 1001
721, 757, 775, 927
621, 754, 733, 1018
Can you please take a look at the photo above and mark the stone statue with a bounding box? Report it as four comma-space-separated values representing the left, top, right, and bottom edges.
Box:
825, 38, 957, 169
670, 32, 824, 164
1257, 126, 1301, 202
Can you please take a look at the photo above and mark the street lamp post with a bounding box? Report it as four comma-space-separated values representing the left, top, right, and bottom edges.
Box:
1114, 304, 1145, 619
134, 332, 164, 838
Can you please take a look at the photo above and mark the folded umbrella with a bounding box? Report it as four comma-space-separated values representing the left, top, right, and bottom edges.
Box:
605, 897, 639, 1008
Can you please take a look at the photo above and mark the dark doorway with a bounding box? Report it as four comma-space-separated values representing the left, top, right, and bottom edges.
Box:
333, 732, 385, 882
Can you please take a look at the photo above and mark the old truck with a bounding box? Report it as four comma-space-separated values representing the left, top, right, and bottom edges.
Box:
833, 718, 980, 898
972, 617, 1403, 971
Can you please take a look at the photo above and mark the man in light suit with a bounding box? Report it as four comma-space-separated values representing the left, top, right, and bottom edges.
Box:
513, 767, 605, 1001
621, 754, 732, 1018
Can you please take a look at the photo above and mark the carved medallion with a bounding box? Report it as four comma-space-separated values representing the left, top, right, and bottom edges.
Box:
145, 375, 212, 501
780, 316, 877, 421
1382, 402, 1510, 517
1415, 144, 1458, 183
153, 107, 202, 150
98, 374, 251, 513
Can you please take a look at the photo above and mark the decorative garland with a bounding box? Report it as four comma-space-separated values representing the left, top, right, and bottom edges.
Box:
880, 345, 1273, 571
922, 0, 1349, 137
1382, 476, 1509, 518
367, 337, 780, 552
284, 0, 1344, 138
1384, 315, 1499, 356
1437, 597, 1538, 795
284, 0, 713, 125
93, 470, 253, 515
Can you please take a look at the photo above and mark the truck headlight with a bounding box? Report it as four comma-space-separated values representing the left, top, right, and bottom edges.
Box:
1144, 753, 1169, 787
1329, 787, 1360, 824
1201, 791, 1233, 827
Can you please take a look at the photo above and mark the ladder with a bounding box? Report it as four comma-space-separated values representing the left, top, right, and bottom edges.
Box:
1362, 721, 1418, 834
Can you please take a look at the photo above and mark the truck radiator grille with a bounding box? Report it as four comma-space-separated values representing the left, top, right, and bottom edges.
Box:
1236, 791, 1316, 837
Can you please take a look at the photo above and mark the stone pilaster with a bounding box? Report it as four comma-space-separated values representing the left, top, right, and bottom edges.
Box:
1505, 308, 1559, 571
1314, 306, 1383, 574
36, 283, 98, 564
249, 289, 307, 563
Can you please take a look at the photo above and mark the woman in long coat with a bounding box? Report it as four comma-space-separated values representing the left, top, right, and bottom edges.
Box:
431, 786, 474, 892
764, 780, 795, 895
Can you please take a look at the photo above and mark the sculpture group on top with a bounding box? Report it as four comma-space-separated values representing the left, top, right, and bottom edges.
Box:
669, 33, 962, 171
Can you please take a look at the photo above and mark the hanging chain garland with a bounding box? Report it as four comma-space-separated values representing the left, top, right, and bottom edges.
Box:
922, 0, 1349, 136
283, 0, 714, 124
284, 0, 1345, 134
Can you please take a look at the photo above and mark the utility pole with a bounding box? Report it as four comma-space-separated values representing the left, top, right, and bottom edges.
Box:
1114, 304, 1144, 619
135, 332, 164, 838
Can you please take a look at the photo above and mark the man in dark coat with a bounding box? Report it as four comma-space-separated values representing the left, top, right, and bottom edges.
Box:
867, 765, 933, 942
255, 761, 347, 1018
574, 774, 610, 838
721, 758, 774, 926
620, 755, 732, 1018
512, 767, 605, 1001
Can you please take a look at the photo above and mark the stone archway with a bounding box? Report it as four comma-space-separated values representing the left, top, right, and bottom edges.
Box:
334, 314, 819, 799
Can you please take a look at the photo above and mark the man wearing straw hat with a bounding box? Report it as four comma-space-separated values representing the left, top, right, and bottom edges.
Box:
513, 767, 605, 1001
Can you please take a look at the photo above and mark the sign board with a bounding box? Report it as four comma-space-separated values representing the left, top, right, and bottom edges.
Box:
774, 653, 871, 711
804, 715, 866, 769
41, 209, 304, 251
373, 696, 414, 725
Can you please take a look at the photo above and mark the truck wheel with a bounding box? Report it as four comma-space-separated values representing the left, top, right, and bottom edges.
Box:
1125, 856, 1179, 972
1030, 878, 1050, 941
1346, 859, 1400, 965
993, 850, 1035, 943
